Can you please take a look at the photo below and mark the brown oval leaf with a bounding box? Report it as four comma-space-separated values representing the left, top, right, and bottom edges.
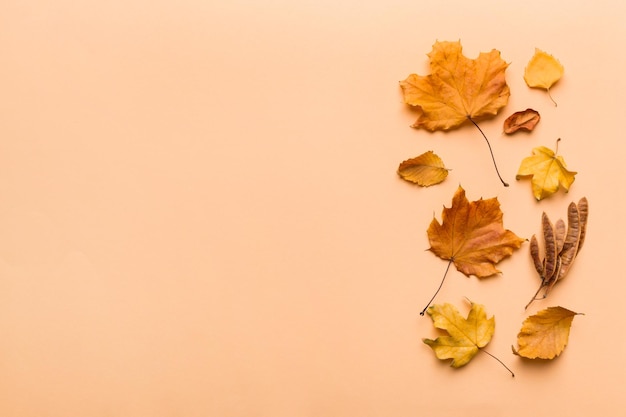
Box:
397, 151, 448, 186
503, 108, 540, 134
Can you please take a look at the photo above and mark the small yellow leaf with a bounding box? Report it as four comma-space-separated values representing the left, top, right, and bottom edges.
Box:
513, 306, 581, 359
516, 141, 577, 200
397, 151, 449, 186
524, 49, 564, 105
423, 302, 495, 368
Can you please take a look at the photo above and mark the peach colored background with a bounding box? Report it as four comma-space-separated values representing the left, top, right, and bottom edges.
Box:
1, 0, 625, 415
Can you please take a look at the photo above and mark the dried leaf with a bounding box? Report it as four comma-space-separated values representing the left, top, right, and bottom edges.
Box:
400, 40, 510, 131
516, 140, 577, 200
397, 151, 448, 186
427, 186, 525, 278
524, 48, 564, 106
513, 306, 581, 360
423, 302, 494, 368
503, 108, 540, 134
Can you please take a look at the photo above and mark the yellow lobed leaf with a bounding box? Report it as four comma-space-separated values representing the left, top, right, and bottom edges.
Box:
516, 143, 577, 201
400, 40, 510, 131
427, 186, 525, 278
397, 151, 449, 186
423, 302, 494, 368
513, 306, 581, 359
524, 48, 564, 90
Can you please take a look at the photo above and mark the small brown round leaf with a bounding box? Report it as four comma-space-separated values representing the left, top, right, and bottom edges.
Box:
503, 108, 540, 134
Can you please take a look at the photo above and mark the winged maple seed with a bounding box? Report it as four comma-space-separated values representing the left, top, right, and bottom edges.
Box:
525, 197, 588, 309
399, 40, 510, 186
420, 186, 525, 315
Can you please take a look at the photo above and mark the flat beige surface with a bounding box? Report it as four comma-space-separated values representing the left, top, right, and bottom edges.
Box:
1, 0, 625, 415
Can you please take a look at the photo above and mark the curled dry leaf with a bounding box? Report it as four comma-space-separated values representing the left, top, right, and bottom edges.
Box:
526, 198, 588, 309
524, 48, 564, 106
399, 40, 510, 131
516, 139, 577, 200
503, 109, 540, 134
423, 302, 494, 368
397, 151, 449, 186
513, 306, 582, 360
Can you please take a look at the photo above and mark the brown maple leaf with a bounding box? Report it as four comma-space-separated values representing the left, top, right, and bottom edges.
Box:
399, 41, 511, 186
420, 186, 525, 315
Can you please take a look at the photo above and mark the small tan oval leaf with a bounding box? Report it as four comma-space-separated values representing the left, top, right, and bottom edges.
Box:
398, 151, 449, 186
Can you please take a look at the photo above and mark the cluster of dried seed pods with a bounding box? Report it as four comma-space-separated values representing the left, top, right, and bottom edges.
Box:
525, 197, 588, 309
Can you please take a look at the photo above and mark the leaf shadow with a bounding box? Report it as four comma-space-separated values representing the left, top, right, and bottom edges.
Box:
511, 352, 566, 371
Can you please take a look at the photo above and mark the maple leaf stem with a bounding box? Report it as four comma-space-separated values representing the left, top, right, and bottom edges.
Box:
420, 259, 453, 316
467, 116, 509, 187
481, 349, 515, 377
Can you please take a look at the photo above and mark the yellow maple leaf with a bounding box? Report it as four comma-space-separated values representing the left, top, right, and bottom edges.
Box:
524, 48, 564, 106
513, 306, 582, 359
516, 140, 577, 201
399, 40, 510, 131
397, 151, 449, 186
423, 302, 495, 368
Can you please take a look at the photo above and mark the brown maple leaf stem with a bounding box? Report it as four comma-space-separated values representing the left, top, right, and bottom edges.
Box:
420, 259, 453, 316
467, 116, 509, 187
481, 349, 515, 377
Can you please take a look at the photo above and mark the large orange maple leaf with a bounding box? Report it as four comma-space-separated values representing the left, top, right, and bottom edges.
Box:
400, 40, 510, 131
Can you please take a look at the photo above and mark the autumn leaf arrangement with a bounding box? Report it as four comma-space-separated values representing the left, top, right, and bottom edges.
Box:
397, 41, 587, 375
